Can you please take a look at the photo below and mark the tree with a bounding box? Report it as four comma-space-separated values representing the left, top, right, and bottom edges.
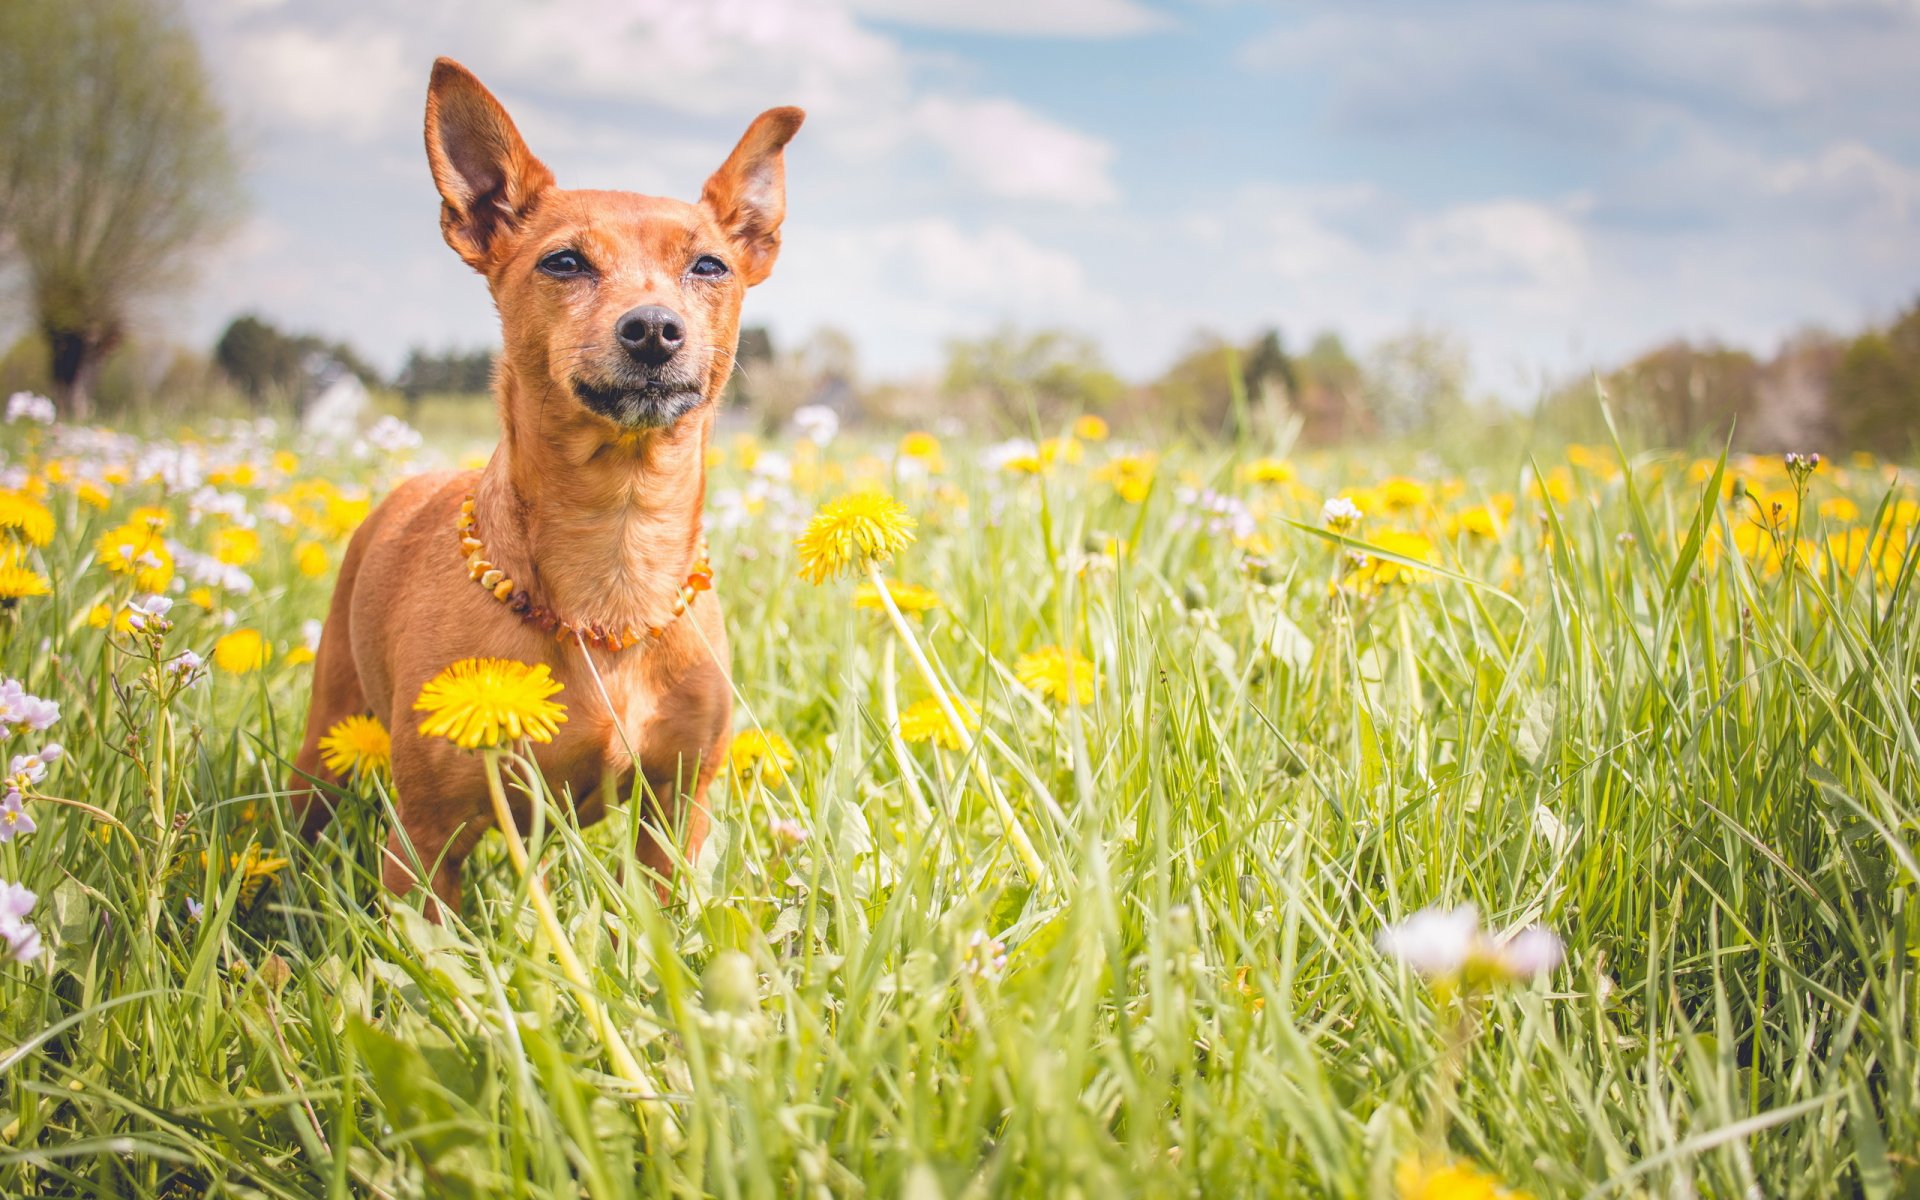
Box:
0, 0, 240, 417
1610, 341, 1759, 448
1831, 300, 1920, 459
395, 347, 494, 401
1147, 328, 1304, 441
1292, 333, 1368, 446
217, 315, 384, 407
942, 327, 1123, 429
732, 328, 860, 432
1150, 335, 1235, 436
1361, 327, 1471, 440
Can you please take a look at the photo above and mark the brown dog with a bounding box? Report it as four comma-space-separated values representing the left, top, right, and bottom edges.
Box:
291, 58, 801, 915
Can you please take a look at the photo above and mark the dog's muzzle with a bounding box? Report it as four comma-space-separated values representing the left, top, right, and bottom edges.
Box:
570, 377, 707, 428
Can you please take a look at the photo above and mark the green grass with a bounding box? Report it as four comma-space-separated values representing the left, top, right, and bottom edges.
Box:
0, 419, 1914, 1197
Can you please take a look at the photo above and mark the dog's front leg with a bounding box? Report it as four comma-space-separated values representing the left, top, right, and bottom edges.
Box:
631, 662, 732, 898
385, 738, 493, 922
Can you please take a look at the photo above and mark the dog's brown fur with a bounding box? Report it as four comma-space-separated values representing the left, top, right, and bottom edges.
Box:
290, 58, 801, 916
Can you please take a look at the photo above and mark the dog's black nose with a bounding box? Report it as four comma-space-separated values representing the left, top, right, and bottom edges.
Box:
614, 305, 686, 365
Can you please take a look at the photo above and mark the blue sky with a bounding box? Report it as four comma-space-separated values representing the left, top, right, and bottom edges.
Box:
174, 0, 1920, 396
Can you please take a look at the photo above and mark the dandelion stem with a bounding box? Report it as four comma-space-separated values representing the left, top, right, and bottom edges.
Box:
480, 748, 676, 1139
866, 562, 1047, 886
878, 636, 934, 827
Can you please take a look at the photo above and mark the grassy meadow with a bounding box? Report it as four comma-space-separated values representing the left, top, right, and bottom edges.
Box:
0, 407, 1914, 1197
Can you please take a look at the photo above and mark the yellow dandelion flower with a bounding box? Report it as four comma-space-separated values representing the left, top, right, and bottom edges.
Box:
230, 845, 290, 908
1526, 467, 1573, 505
285, 647, 316, 666
95, 521, 174, 592
74, 481, 111, 510
214, 629, 271, 673
1015, 645, 1099, 706
1094, 453, 1156, 504
0, 490, 55, 547
899, 431, 942, 461
1395, 1155, 1531, 1200
1339, 485, 1384, 517
319, 714, 392, 781
1817, 496, 1859, 524
273, 450, 300, 476
1242, 457, 1296, 485
212, 526, 261, 566
319, 494, 371, 540
794, 490, 917, 585
1072, 414, 1110, 442
730, 729, 796, 787
1040, 436, 1083, 467
295, 540, 331, 578
1350, 530, 1436, 589
87, 603, 113, 629
187, 586, 216, 611
854, 579, 943, 617
1379, 476, 1432, 511
0, 565, 51, 604
898, 697, 977, 750
414, 657, 567, 750
1449, 505, 1501, 540
129, 505, 171, 531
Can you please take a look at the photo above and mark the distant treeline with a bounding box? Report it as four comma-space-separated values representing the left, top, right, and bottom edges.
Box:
3, 299, 1916, 456
1537, 298, 1920, 458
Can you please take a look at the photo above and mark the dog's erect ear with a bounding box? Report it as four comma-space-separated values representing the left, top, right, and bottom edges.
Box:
424, 58, 555, 270
700, 107, 805, 287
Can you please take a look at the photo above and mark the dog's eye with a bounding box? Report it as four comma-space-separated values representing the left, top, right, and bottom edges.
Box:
539, 250, 588, 277
689, 255, 729, 280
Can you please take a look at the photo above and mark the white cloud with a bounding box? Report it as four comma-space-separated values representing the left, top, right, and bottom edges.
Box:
473, 0, 904, 123
1762, 141, 1920, 222
222, 26, 412, 141
1161, 186, 1600, 387
763, 219, 1122, 375
843, 0, 1168, 36
1408, 201, 1591, 295
193, 0, 1115, 203
913, 96, 1118, 205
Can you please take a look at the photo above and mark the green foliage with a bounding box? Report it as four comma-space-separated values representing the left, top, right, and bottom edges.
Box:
215, 315, 384, 405
1143, 328, 1366, 446
0, 418, 1914, 1196
0, 0, 240, 416
395, 346, 496, 401
942, 326, 1124, 429
1832, 300, 1920, 459
1362, 327, 1473, 439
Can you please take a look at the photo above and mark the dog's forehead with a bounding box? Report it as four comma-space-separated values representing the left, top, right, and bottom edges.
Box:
534, 189, 712, 259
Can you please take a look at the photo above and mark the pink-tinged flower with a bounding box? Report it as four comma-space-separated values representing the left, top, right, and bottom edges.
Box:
962, 930, 1008, 979
9, 749, 55, 785
1497, 927, 1565, 977
1322, 497, 1363, 530
169, 650, 206, 684
5, 392, 56, 425
769, 818, 808, 849
0, 881, 40, 962
1377, 904, 1480, 976
1377, 904, 1563, 986
0, 679, 59, 735
125, 593, 174, 632
0, 792, 34, 842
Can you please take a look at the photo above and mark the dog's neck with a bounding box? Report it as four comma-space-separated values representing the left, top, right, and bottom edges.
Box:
473, 369, 712, 642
